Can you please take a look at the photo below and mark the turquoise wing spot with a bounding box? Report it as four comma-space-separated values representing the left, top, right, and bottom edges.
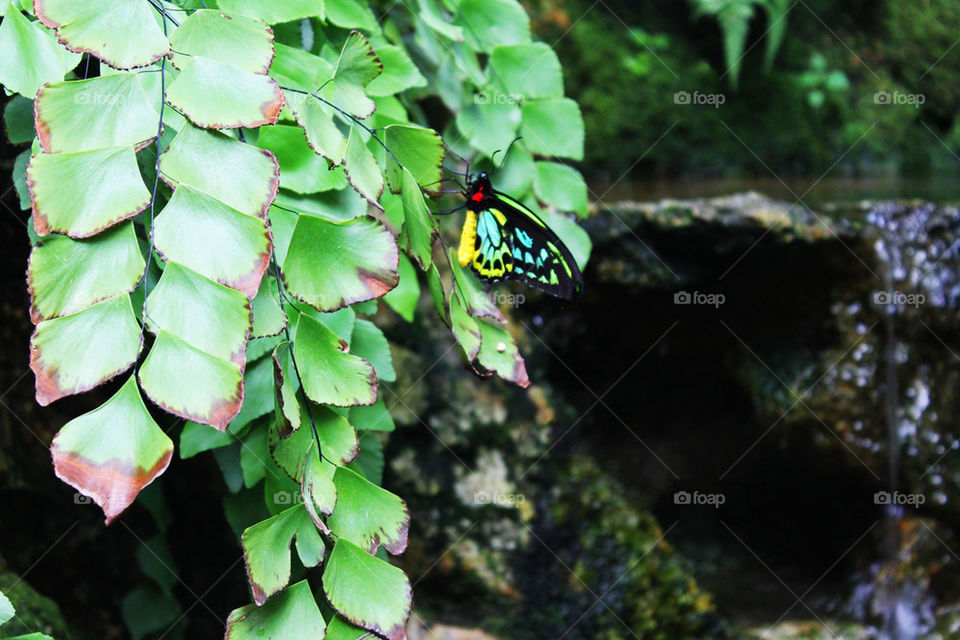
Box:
516, 228, 534, 248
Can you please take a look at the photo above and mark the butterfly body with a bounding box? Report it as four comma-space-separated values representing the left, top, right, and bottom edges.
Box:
457, 173, 583, 300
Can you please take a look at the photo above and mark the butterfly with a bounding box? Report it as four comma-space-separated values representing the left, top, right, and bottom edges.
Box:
455, 172, 583, 300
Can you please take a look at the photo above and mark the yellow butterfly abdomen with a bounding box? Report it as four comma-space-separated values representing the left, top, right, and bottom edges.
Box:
458, 209, 478, 267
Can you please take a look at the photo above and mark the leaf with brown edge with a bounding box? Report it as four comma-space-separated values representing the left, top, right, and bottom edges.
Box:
138, 329, 244, 430
143, 262, 252, 368
166, 56, 282, 130
292, 314, 378, 408
27, 146, 151, 238
342, 127, 383, 209
322, 539, 411, 640
282, 214, 398, 312
225, 580, 326, 640
167, 9, 275, 74
450, 290, 481, 362
35, 0, 170, 70
51, 376, 173, 524
327, 466, 409, 555
27, 221, 144, 323
331, 30, 382, 119
153, 185, 271, 299
300, 443, 336, 533
241, 504, 323, 605
476, 319, 530, 388
35, 73, 159, 153
30, 294, 141, 406
158, 123, 279, 219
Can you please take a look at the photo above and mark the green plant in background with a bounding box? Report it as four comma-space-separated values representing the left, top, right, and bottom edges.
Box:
690, 0, 790, 88
796, 52, 849, 109
0, 0, 590, 636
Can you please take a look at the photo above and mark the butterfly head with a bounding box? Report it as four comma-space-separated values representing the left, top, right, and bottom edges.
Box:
464, 171, 492, 207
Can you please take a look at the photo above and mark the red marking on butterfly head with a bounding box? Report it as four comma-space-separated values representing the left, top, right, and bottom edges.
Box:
471, 191, 484, 202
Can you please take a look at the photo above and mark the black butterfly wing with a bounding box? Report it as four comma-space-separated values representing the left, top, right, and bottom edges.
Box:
484, 192, 583, 300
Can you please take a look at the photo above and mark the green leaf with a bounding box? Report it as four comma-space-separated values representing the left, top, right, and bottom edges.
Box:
13, 149, 30, 209
350, 319, 395, 383
180, 421, 234, 458
27, 221, 144, 323
300, 444, 337, 528
490, 43, 563, 100
477, 319, 529, 388
384, 124, 444, 192
27, 146, 151, 238
326, 0, 377, 31
139, 329, 243, 430
0, 4, 81, 97
455, 0, 530, 52
168, 9, 275, 73
328, 466, 408, 554
122, 585, 182, 640
520, 98, 584, 161
283, 90, 346, 165
456, 101, 521, 159
312, 307, 356, 342
144, 262, 251, 365
426, 261, 447, 320
154, 184, 271, 299
272, 341, 301, 435
35, 73, 158, 153
271, 43, 333, 92
0, 588, 14, 625
398, 167, 436, 269
694, 0, 754, 88
166, 56, 283, 129
323, 539, 411, 640
490, 142, 534, 196
218, 0, 325, 24
325, 613, 374, 640
450, 290, 481, 361
252, 276, 287, 338
241, 505, 322, 604
349, 399, 395, 432
343, 127, 384, 208
30, 295, 140, 406
293, 314, 377, 406
332, 30, 382, 118
258, 124, 347, 194
225, 580, 326, 639
230, 354, 276, 433
534, 161, 588, 217
383, 253, 419, 322
283, 214, 398, 312
35, 0, 170, 69
351, 430, 383, 485
4, 94, 35, 144
51, 375, 173, 523
367, 44, 427, 96
159, 123, 280, 219
449, 247, 504, 322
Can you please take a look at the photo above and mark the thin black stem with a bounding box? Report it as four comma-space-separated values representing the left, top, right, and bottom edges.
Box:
271, 258, 337, 468
135, 4, 169, 371
146, 0, 180, 26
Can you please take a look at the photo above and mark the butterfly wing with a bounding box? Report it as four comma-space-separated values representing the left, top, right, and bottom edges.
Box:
459, 193, 583, 300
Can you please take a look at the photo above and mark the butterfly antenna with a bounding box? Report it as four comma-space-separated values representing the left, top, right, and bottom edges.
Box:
492, 136, 523, 170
